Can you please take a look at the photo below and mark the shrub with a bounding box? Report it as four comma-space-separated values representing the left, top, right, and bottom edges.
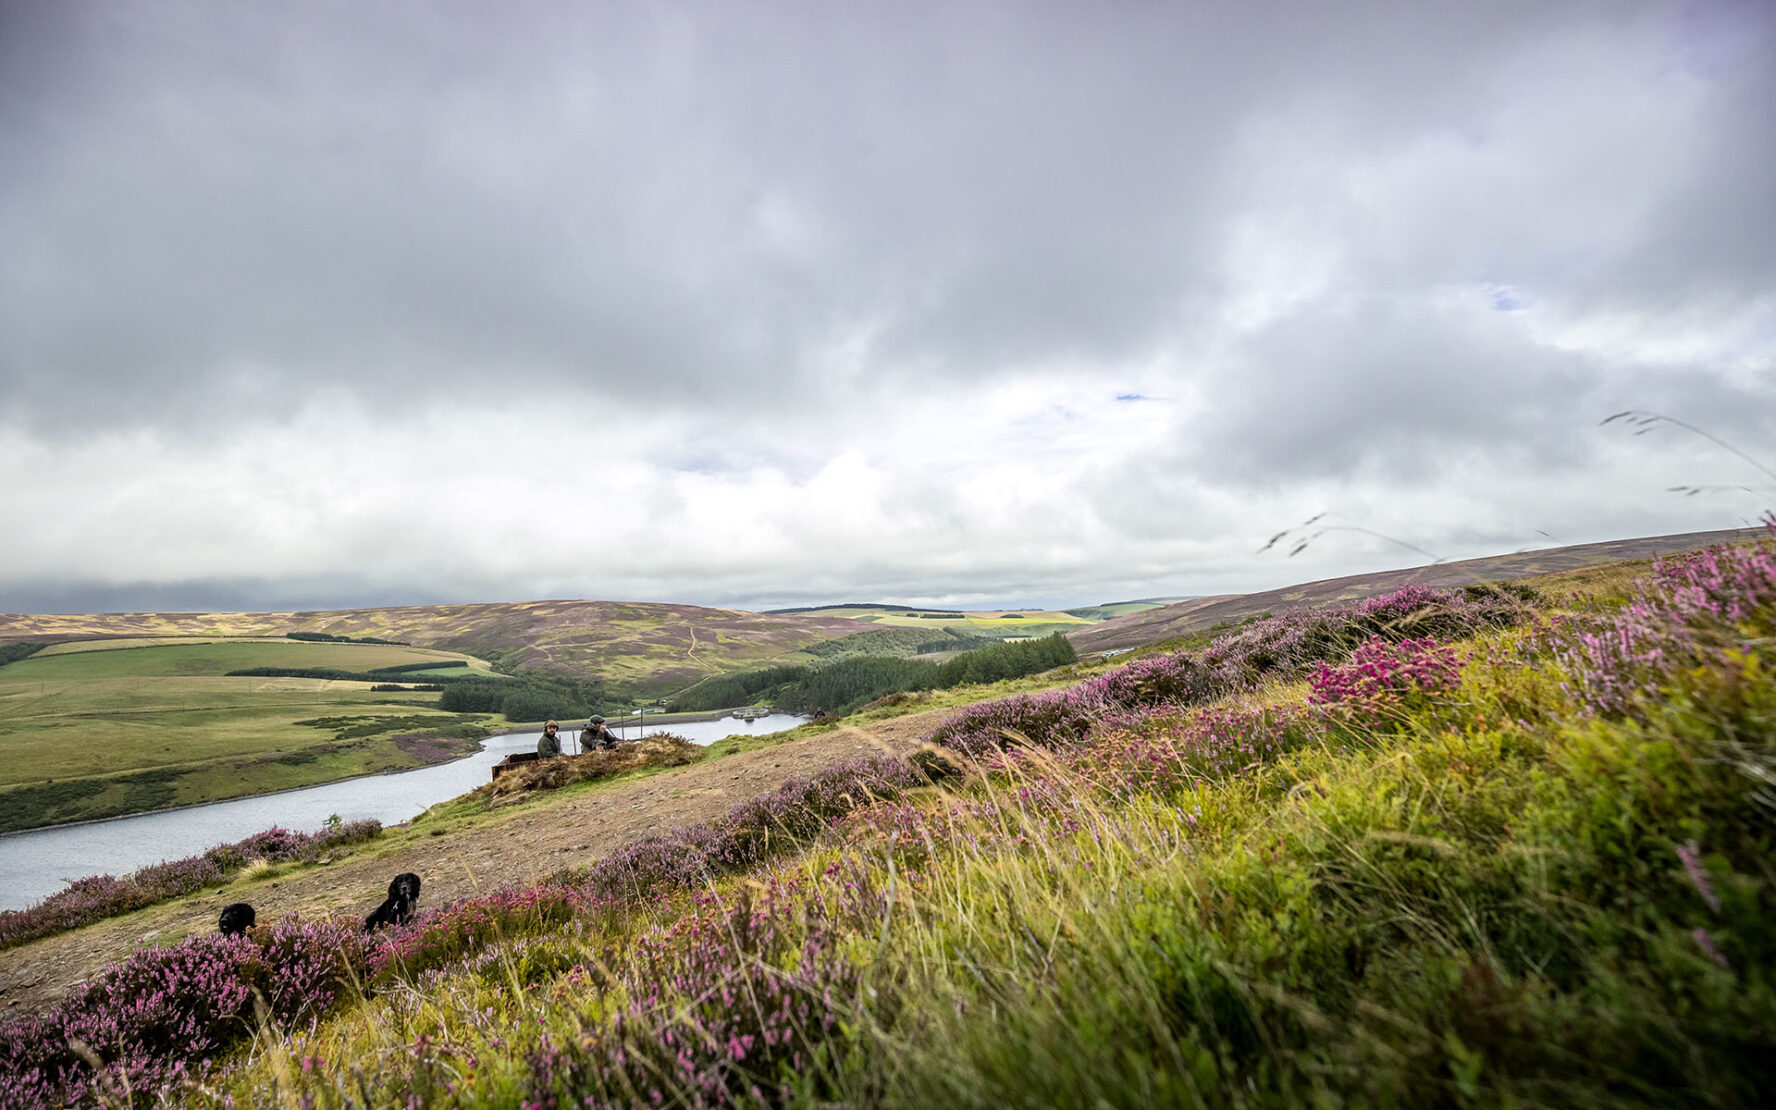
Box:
0, 820, 380, 950
479, 736, 704, 805
1308, 636, 1463, 728
926, 686, 1103, 758
925, 583, 1526, 759
1545, 526, 1776, 719
0, 916, 367, 1107
528, 892, 863, 1109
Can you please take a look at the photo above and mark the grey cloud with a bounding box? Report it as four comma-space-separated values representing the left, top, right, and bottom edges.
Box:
1180, 302, 1588, 484
2, 1, 1772, 613
1182, 295, 1776, 499
0, 574, 460, 617
2, 1, 1677, 430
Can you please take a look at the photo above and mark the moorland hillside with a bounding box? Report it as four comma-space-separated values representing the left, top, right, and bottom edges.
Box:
2, 525, 1772, 1107
1071, 525, 1766, 653
0, 599, 870, 696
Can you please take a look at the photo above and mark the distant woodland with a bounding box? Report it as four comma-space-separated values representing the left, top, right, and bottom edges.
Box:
670, 633, 1078, 716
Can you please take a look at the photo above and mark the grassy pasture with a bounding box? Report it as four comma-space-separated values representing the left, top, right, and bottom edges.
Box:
811, 607, 1096, 638
0, 599, 870, 699
1061, 600, 1173, 620
0, 639, 499, 830
5, 639, 487, 679
397, 665, 505, 678
32, 636, 291, 657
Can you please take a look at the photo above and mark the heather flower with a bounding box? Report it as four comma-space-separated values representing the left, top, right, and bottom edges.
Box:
1676, 840, 1722, 914
1308, 636, 1463, 728
524, 883, 868, 1109
0, 915, 367, 1107
927, 686, 1103, 758
1541, 532, 1776, 719
0, 819, 380, 951
1692, 927, 1732, 971
926, 582, 1520, 758
1074, 704, 1304, 799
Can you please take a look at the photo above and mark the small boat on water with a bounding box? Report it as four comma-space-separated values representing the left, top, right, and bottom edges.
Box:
728, 707, 770, 721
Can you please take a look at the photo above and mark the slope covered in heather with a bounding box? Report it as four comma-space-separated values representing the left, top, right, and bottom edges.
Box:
1070, 525, 1765, 654
4, 527, 1772, 1107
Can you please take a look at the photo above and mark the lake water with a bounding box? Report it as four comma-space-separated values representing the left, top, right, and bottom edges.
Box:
0, 714, 807, 912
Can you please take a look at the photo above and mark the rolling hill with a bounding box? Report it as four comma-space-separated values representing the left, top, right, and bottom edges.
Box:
0, 600, 870, 697
1068, 526, 1767, 654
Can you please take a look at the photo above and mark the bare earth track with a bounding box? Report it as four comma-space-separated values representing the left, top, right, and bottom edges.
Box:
0, 710, 940, 1019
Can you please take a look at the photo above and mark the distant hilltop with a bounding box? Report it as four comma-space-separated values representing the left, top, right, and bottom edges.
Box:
1070, 526, 1768, 655
0, 599, 866, 697
765, 602, 965, 616
2, 527, 1763, 695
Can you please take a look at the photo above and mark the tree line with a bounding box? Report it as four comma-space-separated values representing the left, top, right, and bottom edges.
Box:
800, 625, 999, 660
226, 666, 475, 683
225, 660, 622, 722
366, 660, 469, 674
668, 633, 1078, 717
0, 643, 45, 668
437, 673, 620, 723
285, 631, 409, 645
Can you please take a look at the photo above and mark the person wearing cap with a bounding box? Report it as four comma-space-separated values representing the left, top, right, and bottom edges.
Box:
583, 715, 618, 751
536, 720, 563, 758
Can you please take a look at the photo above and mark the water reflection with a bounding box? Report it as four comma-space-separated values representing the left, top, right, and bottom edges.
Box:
0, 714, 806, 911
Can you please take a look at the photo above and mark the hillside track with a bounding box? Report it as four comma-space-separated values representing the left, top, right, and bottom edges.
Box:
0, 709, 944, 1019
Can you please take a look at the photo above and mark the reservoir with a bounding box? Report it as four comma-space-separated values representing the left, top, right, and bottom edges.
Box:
0, 713, 807, 912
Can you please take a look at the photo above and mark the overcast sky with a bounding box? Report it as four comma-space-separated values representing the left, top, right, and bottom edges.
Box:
3, 1, 1772, 615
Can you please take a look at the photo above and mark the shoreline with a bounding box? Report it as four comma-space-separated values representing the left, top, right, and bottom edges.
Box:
0, 708, 779, 840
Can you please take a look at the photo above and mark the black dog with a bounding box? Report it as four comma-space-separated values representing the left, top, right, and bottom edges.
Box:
217, 902, 256, 935
364, 872, 422, 931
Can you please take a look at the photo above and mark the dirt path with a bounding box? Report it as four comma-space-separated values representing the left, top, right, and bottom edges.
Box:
0, 710, 945, 1018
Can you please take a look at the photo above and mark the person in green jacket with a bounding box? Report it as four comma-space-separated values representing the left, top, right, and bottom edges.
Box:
536, 720, 563, 757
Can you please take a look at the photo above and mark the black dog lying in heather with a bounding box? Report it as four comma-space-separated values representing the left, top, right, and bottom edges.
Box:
217, 902, 256, 935
364, 872, 421, 931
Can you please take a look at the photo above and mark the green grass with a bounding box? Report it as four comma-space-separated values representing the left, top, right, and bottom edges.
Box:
1062, 600, 1172, 620
399, 665, 507, 678
180, 548, 1776, 1108
808, 607, 1097, 634
33, 636, 289, 657
4, 639, 486, 678
0, 639, 502, 829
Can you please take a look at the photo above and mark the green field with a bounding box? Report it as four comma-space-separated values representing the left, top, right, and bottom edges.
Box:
1060, 600, 1174, 621
810, 607, 1096, 638
0, 605, 1133, 831
0, 639, 502, 831
33, 636, 294, 657
7, 639, 497, 679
